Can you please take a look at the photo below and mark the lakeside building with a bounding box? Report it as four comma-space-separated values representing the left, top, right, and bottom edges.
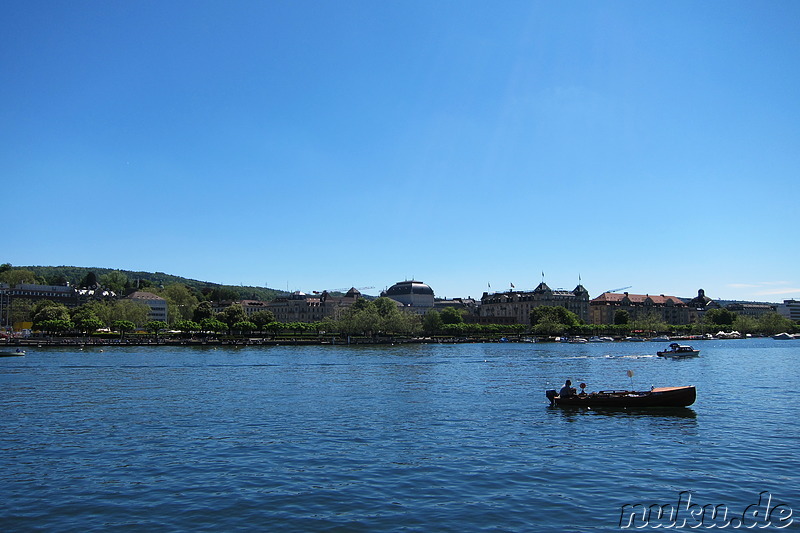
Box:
589, 292, 689, 325
0, 282, 119, 329
778, 300, 800, 322
712, 299, 777, 318
1, 282, 79, 329
264, 288, 363, 323
125, 291, 168, 324
381, 280, 435, 314
683, 288, 720, 323
479, 282, 590, 325
1, 282, 78, 306
211, 299, 274, 318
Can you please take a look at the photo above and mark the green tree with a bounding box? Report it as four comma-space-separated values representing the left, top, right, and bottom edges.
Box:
99, 271, 129, 295
218, 304, 247, 331
8, 298, 34, 326
72, 306, 105, 335
232, 320, 256, 334
532, 317, 567, 336
732, 315, 758, 334
33, 299, 61, 316
439, 307, 465, 325
33, 302, 70, 330
111, 320, 136, 339
79, 271, 99, 288
146, 320, 168, 335
39, 318, 74, 335
174, 319, 201, 333
337, 301, 381, 336
636, 311, 669, 335
399, 311, 422, 335
614, 309, 630, 325
704, 308, 737, 326
193, 301, 214, 322
200, 317, 227, 334
758, 312, 794, 336
0, 268, 38, 287
423, 309, 443, 334
250, 310, 276, 330
161, 283, 200, 323
108, 300, 150, 327
45, 272, 69, 286
266, 321, 285, 337
373, 297, 398, 318
208, 287, 240, 302
530, 306, 581, 329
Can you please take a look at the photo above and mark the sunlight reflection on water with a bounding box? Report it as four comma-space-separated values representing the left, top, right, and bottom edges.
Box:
1, 339, 798, 530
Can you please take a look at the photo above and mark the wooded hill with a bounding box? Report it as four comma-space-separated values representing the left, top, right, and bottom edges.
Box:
14, 265, 282, 301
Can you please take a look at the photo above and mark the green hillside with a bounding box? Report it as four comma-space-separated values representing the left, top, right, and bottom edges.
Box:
9, 264, 282, 301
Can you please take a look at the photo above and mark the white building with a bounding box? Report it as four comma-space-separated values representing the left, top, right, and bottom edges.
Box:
125, 291, 168, 323
777, 300, 800, 322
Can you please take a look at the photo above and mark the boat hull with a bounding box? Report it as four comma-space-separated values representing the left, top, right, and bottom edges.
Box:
0, 351, 25, 357
657, 350, 699, 358
546, 386, 696, 408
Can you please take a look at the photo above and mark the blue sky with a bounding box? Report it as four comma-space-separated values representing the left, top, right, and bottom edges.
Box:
2, 1, 799, 302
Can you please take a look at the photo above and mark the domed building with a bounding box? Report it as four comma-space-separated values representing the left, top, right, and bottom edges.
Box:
382, 280, 435, 312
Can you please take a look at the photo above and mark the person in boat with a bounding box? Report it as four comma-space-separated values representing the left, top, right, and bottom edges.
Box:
559, 379, 577, 397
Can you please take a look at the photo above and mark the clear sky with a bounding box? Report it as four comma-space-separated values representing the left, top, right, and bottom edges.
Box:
2, 1, 799, 302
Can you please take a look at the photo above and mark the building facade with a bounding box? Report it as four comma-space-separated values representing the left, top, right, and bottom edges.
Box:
381, 280, 435, 314
125, 291, 169, 323
265, 288, 363, 323
778, 300, 800, 322
479, 283, 590, 325
722, 301, 777, 318
589, 292, 689, 325
1, 283, 80, 329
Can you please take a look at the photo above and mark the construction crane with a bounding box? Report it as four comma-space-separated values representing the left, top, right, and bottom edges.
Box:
314, 286, 375, 294
604, 286, 632, 294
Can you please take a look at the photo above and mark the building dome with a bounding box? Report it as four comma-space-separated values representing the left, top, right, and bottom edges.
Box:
383, 280, 434, 297
381, 280, 434, 311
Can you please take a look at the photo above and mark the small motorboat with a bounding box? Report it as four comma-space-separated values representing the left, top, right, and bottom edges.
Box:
546, 385, 696, 408
657, 343, 700, 358
0, 348, 26, 357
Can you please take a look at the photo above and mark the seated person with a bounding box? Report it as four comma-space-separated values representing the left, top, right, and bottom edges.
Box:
559, 379, 577, 397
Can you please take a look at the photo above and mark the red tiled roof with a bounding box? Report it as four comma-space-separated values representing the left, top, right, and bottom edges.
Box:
591, 292, 684, 305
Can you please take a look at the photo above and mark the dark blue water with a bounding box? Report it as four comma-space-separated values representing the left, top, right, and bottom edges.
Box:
1, 339, 798, 531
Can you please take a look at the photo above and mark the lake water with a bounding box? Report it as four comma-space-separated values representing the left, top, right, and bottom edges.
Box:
1, 339, 798, 531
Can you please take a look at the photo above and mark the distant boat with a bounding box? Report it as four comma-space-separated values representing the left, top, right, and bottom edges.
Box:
625, 336, 647, 342
567, 337, 588, 344
0, 349, 25, 357
657, 343, 700, 358
650, 335, 670, 342
773, 332, 796, 340
546, 385, 696, 408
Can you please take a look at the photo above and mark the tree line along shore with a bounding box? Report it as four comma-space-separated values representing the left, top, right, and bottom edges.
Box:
2, 264, 798, 342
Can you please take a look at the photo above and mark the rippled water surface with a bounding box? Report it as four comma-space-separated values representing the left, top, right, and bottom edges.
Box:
2, 339, 799, 531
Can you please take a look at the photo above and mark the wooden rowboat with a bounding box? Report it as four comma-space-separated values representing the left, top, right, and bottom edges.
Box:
546, 385, 696, 408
